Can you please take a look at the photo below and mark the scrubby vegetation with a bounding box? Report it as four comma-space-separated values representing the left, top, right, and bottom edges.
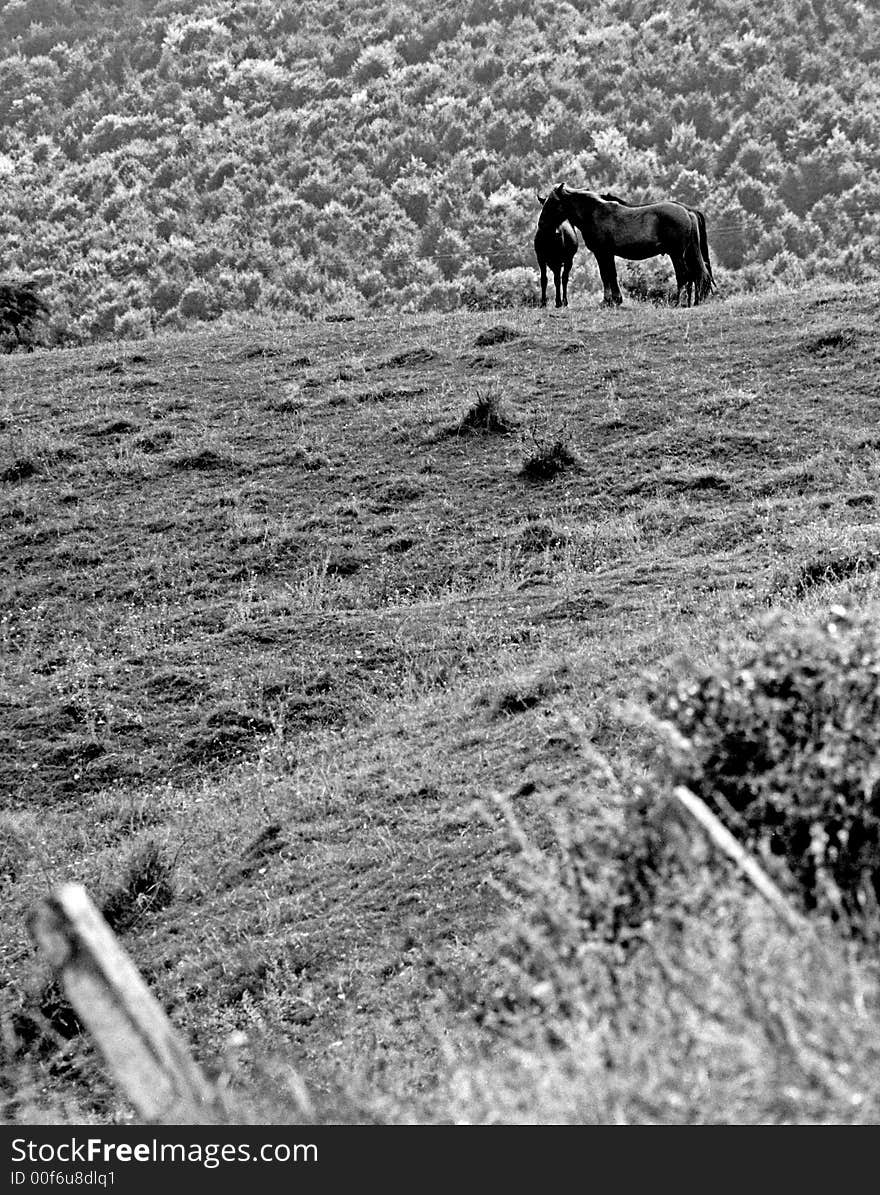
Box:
0, 0, 878, 342
0, 279, 50, 350
651, 607, 880, 937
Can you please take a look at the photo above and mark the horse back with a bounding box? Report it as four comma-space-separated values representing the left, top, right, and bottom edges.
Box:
590, 200, 690, 258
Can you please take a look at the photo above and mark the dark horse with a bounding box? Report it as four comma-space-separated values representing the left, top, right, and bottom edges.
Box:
534, 193, 578, 307
600, 191, 716, 296
544, 183, 712, 307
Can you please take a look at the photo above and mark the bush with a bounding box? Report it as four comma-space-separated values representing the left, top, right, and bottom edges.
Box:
650, 605, 880, 935
150, 279, 183, 314
114, 307, 154, 340
620, 260, 677, 304
178, 282, 216, 322
0, 279, 49, 351
520, 420, 579, 481
461, 268, 538, 311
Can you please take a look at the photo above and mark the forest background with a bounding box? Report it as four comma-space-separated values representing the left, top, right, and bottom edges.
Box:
0, 0, 878, 345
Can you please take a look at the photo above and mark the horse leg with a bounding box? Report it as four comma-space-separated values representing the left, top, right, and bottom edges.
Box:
553, 265, 563, 308
671, 256, 692, 307
561, 258, 571, 307
596, 254, 622, 306
539, 261, 548, 307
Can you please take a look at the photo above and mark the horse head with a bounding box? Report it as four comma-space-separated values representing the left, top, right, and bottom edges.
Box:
551, 182, 574, 208
541, 183, 571, 226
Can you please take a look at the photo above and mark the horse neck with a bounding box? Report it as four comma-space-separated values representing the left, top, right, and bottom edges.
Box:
568, 189, 604, 217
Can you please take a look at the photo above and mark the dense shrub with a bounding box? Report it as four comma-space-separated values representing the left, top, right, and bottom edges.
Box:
650, 605, 880, 935
0, 279, 49, 351
620, 260, 677, 304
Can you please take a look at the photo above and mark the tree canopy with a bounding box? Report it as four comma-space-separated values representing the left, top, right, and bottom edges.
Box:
0, 0, 878, 342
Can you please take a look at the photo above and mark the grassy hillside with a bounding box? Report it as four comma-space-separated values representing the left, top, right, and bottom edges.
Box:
5, 284, 880, 1123
1, 0, 879, 342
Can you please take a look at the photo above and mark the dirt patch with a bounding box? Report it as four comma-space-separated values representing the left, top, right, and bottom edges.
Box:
379, 477, 428, 504
377, 346, 440, 369
512, 520, 571, 552
356, 384, 429, 403
1, 458, 36, 483
478, 663, 570, 716
804, 328, 857, 354
134, 428, 174, 453
326, 550, 366, 576
218, 823, 287, 890
462, 353, 500, 370
474, 325, 521, 347
239, 345, 283, 359
180, 705, 274, 765
144, 669, 209, 699
82, 418, 140, 437
624, 470, 729, 496
171, 447, 236, 471
788, 550, 880, 596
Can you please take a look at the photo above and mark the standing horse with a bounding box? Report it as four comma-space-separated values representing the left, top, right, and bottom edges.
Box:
534, 193, 578, 307
545, 183, 712, 307
599, 191, 716, 295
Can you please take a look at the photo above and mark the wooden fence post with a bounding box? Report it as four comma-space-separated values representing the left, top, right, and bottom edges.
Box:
28, 882, 218, 1124
672, 785, 811, 934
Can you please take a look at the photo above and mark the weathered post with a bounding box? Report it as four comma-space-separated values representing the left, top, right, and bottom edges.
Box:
28, 882, 218, 1124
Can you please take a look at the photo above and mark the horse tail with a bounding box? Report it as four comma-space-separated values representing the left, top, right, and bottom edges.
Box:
685, 213, 712, 302
693, 208, 717, 293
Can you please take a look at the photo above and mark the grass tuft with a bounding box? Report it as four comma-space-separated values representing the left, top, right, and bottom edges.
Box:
457, 388, 518, 435
100, 839, 174, 934
520, 431, 579, 481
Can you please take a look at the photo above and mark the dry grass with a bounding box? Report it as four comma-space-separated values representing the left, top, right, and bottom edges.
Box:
4, 283, 880, 1123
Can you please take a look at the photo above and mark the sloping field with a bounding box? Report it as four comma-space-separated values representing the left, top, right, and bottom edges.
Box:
3, 284, 880, 1123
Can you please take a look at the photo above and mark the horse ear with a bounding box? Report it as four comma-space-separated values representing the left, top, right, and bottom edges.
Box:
537, 193, 546, 204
